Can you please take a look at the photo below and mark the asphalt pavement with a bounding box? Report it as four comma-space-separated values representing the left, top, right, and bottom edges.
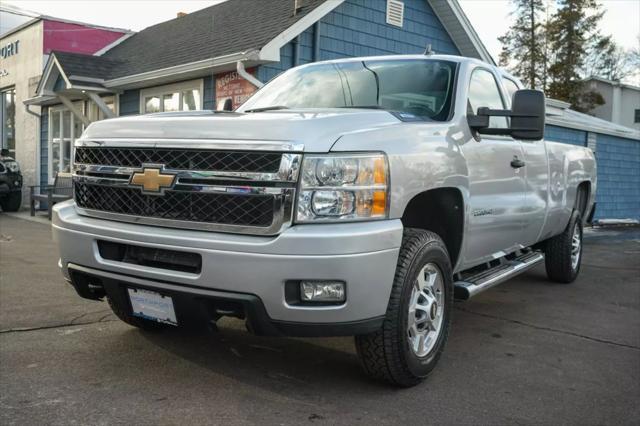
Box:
1, 214, 639, 425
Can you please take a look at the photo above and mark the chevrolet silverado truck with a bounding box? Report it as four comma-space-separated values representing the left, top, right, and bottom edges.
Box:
52, 55, 596, 386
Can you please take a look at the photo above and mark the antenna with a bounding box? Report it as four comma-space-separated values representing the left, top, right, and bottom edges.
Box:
423, 44, 434, 55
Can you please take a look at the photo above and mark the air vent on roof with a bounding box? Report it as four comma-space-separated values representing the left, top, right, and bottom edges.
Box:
386, 0, 404, 27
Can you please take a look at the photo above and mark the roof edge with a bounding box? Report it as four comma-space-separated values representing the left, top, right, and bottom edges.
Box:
428, 0, 494, 64
259, 0, 346, 61
1, 17, 41, 38
583, 76, 640, 91
95, 32, 136, 56
103, 50, 254, 88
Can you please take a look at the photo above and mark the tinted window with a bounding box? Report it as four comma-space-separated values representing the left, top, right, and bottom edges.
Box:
468, 68, 507, 128
239, 60, 457, 121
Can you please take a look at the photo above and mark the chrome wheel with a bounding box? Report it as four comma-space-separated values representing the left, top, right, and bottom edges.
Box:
407, 262, 444, 357
571, 222, 581, 270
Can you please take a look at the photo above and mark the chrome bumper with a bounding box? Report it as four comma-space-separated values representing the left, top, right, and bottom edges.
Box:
52, 200, 402, 324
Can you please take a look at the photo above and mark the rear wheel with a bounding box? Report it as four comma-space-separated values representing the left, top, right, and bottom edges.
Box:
544, 210, 583, 283
0, 191, 21, 212
355, 228, 453, 387
107, 296, 168, 331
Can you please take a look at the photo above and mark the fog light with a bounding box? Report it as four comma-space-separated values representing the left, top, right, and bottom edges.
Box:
300, 280, 345, 302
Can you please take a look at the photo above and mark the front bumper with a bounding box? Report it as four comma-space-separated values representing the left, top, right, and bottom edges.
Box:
52, 200, 402, 335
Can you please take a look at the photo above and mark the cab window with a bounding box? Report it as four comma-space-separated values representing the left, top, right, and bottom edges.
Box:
468, 68, 508, 129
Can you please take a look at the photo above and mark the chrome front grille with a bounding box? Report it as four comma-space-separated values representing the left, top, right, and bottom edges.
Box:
72, 139, 302, 235
74, 182, 276, 226
75, 147, 282, 172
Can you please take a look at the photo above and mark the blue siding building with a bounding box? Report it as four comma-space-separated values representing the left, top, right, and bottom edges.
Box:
28, 0, 639, 220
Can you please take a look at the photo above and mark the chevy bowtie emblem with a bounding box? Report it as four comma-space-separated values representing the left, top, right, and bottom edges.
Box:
130, 166, 176, 194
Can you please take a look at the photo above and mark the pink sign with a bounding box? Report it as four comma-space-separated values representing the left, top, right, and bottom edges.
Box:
43, 20, 126, 55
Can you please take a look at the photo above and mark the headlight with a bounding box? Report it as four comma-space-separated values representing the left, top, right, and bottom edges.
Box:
3, 160, 19, 173
296, 153, 389, 222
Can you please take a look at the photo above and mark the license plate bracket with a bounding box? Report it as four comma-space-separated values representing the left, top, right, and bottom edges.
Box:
127, 288, 178, 326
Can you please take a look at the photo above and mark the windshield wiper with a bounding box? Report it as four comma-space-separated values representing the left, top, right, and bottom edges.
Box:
338, 105, 386, 109
243, 105, 290, 113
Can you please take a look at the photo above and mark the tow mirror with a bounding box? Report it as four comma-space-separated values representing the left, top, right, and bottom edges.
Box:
468, 89, 545, 141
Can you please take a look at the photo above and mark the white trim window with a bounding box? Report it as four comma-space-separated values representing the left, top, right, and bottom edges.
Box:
139, 79, 204, 114
48, 96, 117, 181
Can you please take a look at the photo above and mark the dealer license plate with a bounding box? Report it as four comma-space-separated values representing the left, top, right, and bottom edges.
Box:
127, 288, 177, 326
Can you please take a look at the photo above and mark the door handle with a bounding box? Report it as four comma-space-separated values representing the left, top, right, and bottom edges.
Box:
510, 158, 525, 168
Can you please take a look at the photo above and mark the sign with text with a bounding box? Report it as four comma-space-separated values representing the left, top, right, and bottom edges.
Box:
215, 68, 258, 110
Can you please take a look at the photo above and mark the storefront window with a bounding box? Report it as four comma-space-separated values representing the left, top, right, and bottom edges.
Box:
144, 96, 160, 113
1, 88, 16, 156
48, 97, 117, 181
182, 89, 200, 111
49, 103, 82, 179
140, 80, 203, 114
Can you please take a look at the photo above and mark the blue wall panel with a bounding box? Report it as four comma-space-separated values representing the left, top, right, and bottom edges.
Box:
257, 0, 460, 83
593, 134, 640, 220
119, 89, 140, 116
546, 124, 639, 220
319, 0, 458, 60
203, 75, 216, 110
544, 125, 587, 147
40, 107, 49, 188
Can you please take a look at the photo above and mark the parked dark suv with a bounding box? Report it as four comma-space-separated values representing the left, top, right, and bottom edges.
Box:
0, 149, 22, 212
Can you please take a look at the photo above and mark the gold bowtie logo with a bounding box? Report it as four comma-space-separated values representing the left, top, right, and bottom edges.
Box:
130, 167, 176, 194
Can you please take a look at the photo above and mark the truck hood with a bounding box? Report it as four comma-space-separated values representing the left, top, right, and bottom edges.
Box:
81, 109, 402, 152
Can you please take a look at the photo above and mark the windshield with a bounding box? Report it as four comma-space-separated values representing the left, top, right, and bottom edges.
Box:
238, 59, 457, 121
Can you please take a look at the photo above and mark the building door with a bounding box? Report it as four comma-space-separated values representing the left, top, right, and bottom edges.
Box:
460, 67, 527, 268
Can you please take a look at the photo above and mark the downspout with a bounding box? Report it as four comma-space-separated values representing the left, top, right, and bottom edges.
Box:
25, 104, 41, 191
313, 22, 321, 62
236, 61, 264, 88
24, 104, 40, 119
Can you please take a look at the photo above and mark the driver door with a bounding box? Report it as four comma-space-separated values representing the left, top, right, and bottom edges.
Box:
460, 68, 527, 268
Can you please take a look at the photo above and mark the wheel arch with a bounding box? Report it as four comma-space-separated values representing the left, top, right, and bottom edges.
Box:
400, 187, 464, 269
575, 181, 591, 218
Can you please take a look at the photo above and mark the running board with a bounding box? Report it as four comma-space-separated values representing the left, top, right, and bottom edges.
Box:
454, 251, 544, 300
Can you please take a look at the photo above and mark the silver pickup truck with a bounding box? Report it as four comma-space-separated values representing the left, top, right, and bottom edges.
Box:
53, 54, 596, 386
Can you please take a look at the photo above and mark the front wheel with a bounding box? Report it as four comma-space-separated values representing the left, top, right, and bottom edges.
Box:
355, 228, 453, 387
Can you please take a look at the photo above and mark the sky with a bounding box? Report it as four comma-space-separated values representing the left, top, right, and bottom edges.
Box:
2, 0, 639, 81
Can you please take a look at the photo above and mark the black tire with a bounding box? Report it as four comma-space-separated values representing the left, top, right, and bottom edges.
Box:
544, 209, 583, 283
0, 191, 21, 212
107, 296, 168, 331
355, 228, 453, 387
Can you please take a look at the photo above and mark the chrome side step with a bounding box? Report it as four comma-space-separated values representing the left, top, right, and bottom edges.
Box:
454, 251, 544, 300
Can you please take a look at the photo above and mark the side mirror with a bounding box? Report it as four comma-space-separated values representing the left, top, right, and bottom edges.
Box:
510, 89, 545, 140
468, 89, 545, 141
